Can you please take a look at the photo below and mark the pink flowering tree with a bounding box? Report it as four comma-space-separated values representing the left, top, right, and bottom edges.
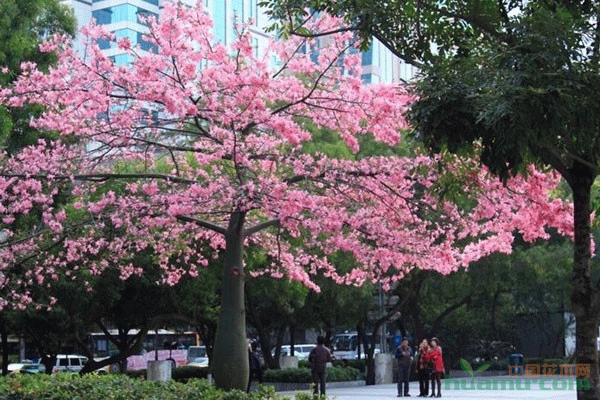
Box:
0, 0, 574, 390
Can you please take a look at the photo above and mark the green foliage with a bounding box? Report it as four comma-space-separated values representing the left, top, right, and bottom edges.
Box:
293, 393, 326, 400
172, 366, 210, 383
124, 366, 211, 383
124, 369, 147, 379
0, 0, 76, 152
263, 366, 363, 383
301, 126, 354, 160
0, 374, 298, 400
264, 367, 312, 383
326, 366, 364, 382
260, 0, 504, 65
340, 359, 366, 372
412, 240, 572, 364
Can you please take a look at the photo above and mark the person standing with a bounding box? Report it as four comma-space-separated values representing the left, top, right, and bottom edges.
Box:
416, 339, 431, 397
247, 341, 263, 392
395, 337, 413, 397
308, 336, 332, 396
425, 338, 444, 398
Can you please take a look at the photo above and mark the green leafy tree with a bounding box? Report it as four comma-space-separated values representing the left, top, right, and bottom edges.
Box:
263, 2, 600, 398
164, 262, 222, 362
0, 0, 75, 151
6, 306, 73, 374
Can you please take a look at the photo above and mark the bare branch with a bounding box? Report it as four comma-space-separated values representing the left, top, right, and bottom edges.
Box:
176, 215, 227, 235
0, 173, 198, 185
244, 219, 280, 237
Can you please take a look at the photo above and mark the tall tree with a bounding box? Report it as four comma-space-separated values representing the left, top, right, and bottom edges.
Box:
0, 0, 75, 375
263, 1, 600, 398
0, 1, 573, 391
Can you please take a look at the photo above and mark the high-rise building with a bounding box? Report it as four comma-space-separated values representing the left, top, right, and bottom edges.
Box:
63, 0, 415, 82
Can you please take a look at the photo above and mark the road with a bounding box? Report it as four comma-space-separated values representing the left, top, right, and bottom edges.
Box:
279, 376, 580, 399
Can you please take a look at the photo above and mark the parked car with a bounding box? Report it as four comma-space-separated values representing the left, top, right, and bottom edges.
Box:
19, 363, 45, 374
186, 346, 209, 367
7, 362, 33, 373
278, 344, 315, 360
332, 332, 380, 360
52, 354, 88, 373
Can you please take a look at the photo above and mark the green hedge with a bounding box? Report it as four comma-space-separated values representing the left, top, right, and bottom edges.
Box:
0, 374, 300, 400
299, 359, 367, 372
264, 366, 364, 383
124, 366, 209, 383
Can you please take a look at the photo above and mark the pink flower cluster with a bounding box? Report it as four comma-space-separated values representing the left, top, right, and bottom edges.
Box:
0, 1, 574, 308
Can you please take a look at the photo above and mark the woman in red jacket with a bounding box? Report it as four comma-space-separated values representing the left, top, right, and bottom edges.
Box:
424, 338, 444, 397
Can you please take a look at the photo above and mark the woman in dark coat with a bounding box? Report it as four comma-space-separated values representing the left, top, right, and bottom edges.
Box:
416, 338, 431, 397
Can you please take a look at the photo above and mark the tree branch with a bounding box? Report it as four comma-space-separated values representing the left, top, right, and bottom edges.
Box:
176, 215, 227, 235
0, 173, 197, 185
244, 219, 279, 237
430, 294, 471, 334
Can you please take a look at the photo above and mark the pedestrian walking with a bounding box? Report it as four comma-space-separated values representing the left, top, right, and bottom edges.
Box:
308, 335, 333, 396
395, 337, 413, 397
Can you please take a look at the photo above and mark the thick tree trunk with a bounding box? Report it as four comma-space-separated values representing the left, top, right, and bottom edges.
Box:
212, 212, 249, 391
289, 324, 296, 356
569, 165, 600, 400
357, 323, 377, 385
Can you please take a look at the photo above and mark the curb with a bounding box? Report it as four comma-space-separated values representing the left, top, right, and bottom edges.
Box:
251, 380, 366, 392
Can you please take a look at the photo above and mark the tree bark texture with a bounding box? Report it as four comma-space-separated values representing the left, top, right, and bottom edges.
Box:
212, 212, 249, 391
570, 164, 600, 400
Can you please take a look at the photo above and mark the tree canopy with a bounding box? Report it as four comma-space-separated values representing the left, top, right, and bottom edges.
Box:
262, 1, 600, 398
0, 0, 576, 391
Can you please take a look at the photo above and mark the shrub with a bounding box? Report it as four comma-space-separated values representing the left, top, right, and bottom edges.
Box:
333, 359, 366, 372
264, 366, 363, 383
0, 374, 302, 400
172, 366, 209, 383
124, 369, 147, 379
293, 393, 326, 400
327, 366, 363, 381
264, 367, 312, 383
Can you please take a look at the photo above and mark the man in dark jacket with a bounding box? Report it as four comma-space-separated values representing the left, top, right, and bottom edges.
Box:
396, 338, 413, 397
309, 335, 332, 396
247, 341, 263, 392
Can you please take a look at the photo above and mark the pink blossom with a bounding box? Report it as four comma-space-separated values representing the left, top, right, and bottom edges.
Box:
0, 0, 576, 312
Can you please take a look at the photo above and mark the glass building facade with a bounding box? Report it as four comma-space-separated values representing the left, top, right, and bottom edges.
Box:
63, 0, 415, 81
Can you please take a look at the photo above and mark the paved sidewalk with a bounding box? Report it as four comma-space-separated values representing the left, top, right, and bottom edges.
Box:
280, 377, 579, 399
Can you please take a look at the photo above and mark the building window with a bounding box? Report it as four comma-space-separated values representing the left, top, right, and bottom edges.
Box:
361, 46, 373, 65
138, 32, 158, 52
111, 53, 132, 65
97, 38, 111, 50
93, 5, 155, 25
232, 0, 244, 21
92, 8, 112, 25
213, 0, 227, 43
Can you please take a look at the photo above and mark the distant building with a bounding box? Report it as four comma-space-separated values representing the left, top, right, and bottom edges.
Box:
63, 0, 415, 81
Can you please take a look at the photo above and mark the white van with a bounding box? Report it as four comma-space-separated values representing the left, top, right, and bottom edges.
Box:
186, 346, 209, 367
52, 354, 88, 373
279, 344, 314, 360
